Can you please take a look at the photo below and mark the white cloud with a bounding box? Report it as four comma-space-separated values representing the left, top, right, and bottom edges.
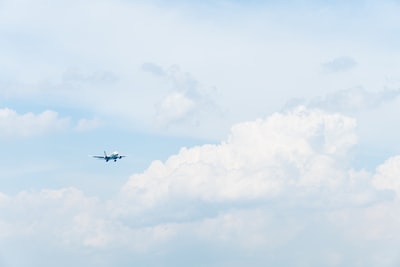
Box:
373, 155, 400, 197
2, 0, 400, 265
194, 208, 302, 250
122, 107, 358, 209
0, 108, 70, 138
143, 64, 224, 135
155, 91, 196, 125
111, 107, 399, 266
0, 108, 104, 138
1, 107, 400, 266
0, 188, 101, 243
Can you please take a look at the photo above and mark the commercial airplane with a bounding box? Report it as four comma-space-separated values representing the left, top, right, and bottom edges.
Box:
92, 151, 126, 162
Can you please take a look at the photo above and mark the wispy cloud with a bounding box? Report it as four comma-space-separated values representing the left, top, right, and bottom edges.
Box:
322, 56, 357, 73
142, 63, 223, 133
1, 0, 399, 140
62, 69, 118, 85
141, 62, 166, 76
74, 118, 103, 132
285, 87, 400, 113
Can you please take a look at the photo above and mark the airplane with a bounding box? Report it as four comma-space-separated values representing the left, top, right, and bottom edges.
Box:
92, 151, 126, 162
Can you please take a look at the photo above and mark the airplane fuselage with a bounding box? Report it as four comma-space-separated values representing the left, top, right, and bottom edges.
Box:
92, 151, 126, 162
105, 152, 122, 162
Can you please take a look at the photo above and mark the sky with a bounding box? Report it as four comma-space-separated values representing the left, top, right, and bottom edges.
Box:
1, 0, 400, 266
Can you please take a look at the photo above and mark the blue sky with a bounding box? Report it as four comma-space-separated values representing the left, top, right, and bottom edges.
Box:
1, 0, 400, 266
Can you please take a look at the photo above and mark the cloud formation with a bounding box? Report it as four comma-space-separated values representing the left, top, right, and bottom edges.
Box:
0, 108, 70, 138
142, 63, 222, 130
1, 0, 400, 265
122, 107, 358, 207
156, 91, 196, 124
1, 0, 400, 140
1, 107, 400, 266
0, 108, 102, 138
114, 105, 400, 266
373, 155, 400, 197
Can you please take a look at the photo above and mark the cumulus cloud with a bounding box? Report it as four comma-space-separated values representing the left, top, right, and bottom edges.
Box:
2, 107, 400, 266
122, 107, 358, 209
0, 108, 102, 138
0, 0, 399, 264
112, 107, 399, 266
0, 108, 70, 138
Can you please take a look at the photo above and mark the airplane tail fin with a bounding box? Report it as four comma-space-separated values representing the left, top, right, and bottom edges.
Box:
104, 151, 107, 157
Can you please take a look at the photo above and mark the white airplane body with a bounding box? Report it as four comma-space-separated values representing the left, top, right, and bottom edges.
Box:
92, 151, 126, 162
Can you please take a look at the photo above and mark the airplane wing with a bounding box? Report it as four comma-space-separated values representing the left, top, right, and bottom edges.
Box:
92, 151, 108, 160
92, 155, 106, 159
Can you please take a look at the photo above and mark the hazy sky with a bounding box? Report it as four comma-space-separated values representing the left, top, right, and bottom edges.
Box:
1, 0, 400, 266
